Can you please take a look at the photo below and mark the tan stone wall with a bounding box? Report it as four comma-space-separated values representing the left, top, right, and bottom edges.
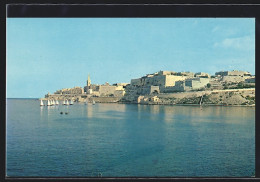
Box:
222, 76, 245, 83
55, 87, 84, 94
144, 75, 165, 86
115, 85, 124, 90
195, 72, 210, 78
165, 75, 186, 86
114, 90, 125, 97
158, 71, 176, 75
99, 85, 117, 96
228, 70, 250, 76
157, 88, 255, 99
90, 97, 121, 103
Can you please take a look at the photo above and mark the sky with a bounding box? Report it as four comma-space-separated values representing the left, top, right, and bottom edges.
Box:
6, 18, 255, 98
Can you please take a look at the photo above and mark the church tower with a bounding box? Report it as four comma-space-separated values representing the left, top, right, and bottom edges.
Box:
87, 74, 91, 87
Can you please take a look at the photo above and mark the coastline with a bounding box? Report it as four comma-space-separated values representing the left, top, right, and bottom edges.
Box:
40, 88, 255, 107
35, 98, 255, 107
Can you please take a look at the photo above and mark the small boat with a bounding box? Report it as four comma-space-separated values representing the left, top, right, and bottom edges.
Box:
56, 100, 59, 105
69, 100, 73, 105
40, 100, 44, 106
92, 100, 95, 105
63, 100, 66, 105
65, 99, 69, 105
47, 100, 51, 106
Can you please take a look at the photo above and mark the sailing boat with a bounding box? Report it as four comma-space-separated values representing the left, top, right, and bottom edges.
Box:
40, 100, 44, 106
52, 100, 55, 106
63, 100, 66, 105
47, 100, 51, 106
69, 100, 73, 105
65, 99, 69, 105
92, 100, 95, 105
56, 100, 59, 105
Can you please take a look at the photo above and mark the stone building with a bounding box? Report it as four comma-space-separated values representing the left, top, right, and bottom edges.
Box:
129, 70, 194, 95
185, 78, 210, 89
195, 72, 210, 78
213, 70, 253, 84
161, 77, 210, 92
177, 72, 195, 77
114, 90, 126, 97
54, 87, 84, 95
221, 76, 245, 83
95, 82, 126, 97
83, 74, 127, 97
215, 70, 251, 77
99, 84, 117, 96
130, 71, 187, 87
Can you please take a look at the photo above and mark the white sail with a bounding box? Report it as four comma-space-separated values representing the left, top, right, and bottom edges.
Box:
66, 100, 69, 105
70, 100, 73, 105
40, 100, 44, 106
56, 100, 59, 105
47, 100, 51, 106
63, 100, 66, 105
52, 100, 55, 105
92, 100, 95, 105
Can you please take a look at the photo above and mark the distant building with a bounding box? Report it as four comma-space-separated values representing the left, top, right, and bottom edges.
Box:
221, 76, 245, 83
185, 78, 210, 89
83, 75, 127, 97
55, 87, 84, 95
195, 72, 210, 78
130, 72, 186, 87
215, 70, 251, 77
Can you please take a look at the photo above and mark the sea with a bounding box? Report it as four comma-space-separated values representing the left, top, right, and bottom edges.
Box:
6, 98, 255, 177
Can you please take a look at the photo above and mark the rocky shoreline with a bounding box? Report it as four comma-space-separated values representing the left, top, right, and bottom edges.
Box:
121, 88, 255, 106
42, 88, 255, 107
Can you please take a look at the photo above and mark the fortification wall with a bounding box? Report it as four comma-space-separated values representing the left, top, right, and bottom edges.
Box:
90, 97, 121, 103
222, 76, 245, 83
99, 85, 116, 96
157, 88, 255, 99
165, 75, 186, 86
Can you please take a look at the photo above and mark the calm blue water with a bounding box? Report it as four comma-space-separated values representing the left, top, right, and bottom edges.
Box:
6, 99, 255, 177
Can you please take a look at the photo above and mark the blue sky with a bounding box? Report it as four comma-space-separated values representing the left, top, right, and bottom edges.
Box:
7, 18, 255, 98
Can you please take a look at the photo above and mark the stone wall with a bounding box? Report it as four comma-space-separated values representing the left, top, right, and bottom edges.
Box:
144, 75, 166, 86
216, 70, 250, 76
185, 78, 209, 89
90, 97, 121, 103
133, 88, 255, 106
222, 76, 245, 83
165, 75, 186, 87
99, 85, 117, 96
55, 87, 84, 94
114, 90, 125, 97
